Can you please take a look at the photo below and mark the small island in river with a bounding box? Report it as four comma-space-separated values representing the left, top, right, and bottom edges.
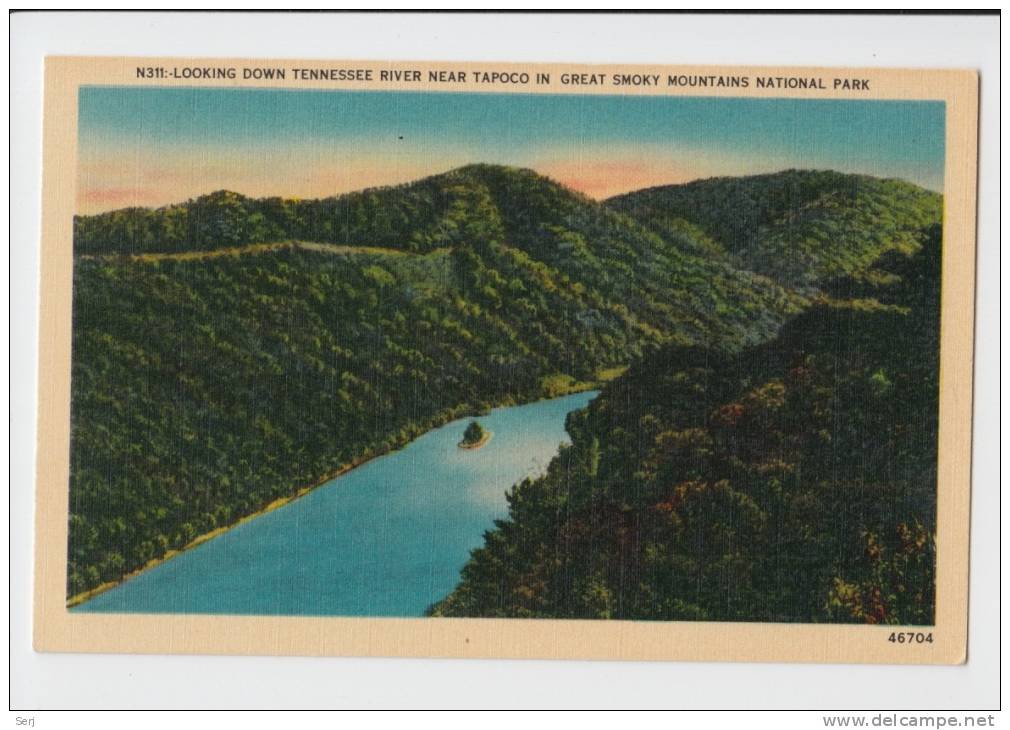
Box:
458, 420, 492, 450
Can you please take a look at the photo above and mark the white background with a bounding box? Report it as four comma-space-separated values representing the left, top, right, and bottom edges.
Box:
9, 11, 1002, 711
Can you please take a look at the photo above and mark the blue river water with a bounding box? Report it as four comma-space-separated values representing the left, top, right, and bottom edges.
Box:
75, 390, 598, 617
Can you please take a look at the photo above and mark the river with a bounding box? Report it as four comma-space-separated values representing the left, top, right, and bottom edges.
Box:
74, 390, 598, 617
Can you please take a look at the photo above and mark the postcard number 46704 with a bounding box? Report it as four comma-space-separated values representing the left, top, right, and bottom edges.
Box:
888, 632, 934, 644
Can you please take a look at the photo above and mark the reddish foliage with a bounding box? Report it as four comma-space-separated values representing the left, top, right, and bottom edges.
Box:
712, 402, 746, 427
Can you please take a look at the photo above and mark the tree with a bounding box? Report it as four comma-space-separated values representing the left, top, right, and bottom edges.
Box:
462, 420, 485, 445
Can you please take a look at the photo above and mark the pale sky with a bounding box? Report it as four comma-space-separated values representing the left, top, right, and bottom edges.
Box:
77, 87, 946, 214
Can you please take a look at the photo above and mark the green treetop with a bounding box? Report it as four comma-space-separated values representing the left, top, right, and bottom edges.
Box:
462, 421, 485, 445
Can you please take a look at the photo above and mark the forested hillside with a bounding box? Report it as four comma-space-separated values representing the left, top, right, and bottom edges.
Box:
432, 223, 942, 624
68, 165, 942, 608
606, 170, 941, 288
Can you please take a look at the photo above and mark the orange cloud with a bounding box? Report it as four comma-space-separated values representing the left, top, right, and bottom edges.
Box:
75, 146, 476, 214
536, 157, 701, 200
77, 186, 163, 210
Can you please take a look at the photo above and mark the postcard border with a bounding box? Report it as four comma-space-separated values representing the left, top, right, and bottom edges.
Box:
33, 56, 979, 664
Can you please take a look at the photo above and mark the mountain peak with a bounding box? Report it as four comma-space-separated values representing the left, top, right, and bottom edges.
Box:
430, 163, 569, 191
191, 189, 250, 204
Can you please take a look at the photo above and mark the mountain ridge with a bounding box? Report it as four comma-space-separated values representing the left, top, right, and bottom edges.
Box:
66, 165, 943, 603
75, 163, 942, 296
605, 168, 941, 288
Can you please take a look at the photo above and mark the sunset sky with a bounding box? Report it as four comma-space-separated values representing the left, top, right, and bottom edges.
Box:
77, 87, 945, 214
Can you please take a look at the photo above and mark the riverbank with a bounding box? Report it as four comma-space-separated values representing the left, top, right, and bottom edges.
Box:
73, 389, 601, 616
65, 454, 379, 608
66, 372, 618, 608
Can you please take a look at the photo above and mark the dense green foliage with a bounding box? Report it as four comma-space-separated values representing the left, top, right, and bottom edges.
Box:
68, 165, 942, 613
462, 421, 486, 445
607, 170, 941, 288
432, 224, 941, 623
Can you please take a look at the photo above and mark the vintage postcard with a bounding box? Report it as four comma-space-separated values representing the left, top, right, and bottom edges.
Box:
33, 57, 978, 663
